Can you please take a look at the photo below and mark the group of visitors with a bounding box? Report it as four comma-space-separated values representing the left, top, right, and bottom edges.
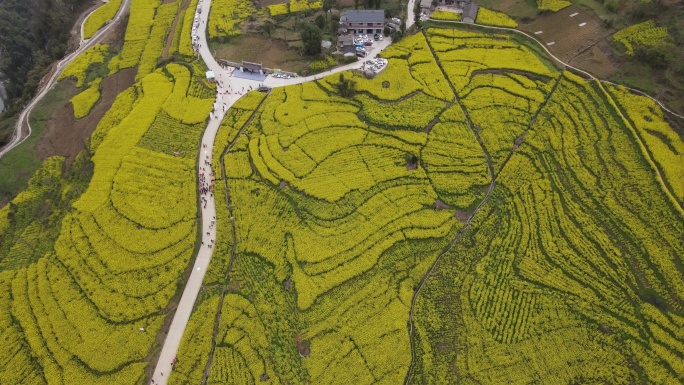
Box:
150, 357, 178, 384
199, 166, 213, 197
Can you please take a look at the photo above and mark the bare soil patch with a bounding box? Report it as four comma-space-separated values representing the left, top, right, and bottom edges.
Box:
213, 34, 310, 72
37, 68, 137, 166
454, 209, 469, 222
435, 200, 450, 210
519, 6, 613, 63
569, 40, 619, 79
101, 11, 128, 49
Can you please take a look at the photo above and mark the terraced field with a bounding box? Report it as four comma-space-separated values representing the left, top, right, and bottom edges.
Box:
169, 29, 684, 384
0, 1, 217, 382
0, 1, 683, 382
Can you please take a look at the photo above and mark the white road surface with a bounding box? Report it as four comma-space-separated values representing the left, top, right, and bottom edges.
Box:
149, 1, 394, 383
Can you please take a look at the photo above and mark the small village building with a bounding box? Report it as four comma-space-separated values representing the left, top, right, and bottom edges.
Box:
420, 0, 435, 13
205, 71, 215, 83
462, 1, 479, 23
435, 0, 472, 8
337, 34, 354, 48
339, 10, 385, 35
241, 61, 264, 74
343, 45, 357, 55
240, 60, 264, 75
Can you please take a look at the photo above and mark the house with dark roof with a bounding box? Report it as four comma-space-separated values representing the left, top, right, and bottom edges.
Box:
462, 1, 479, 23
339, 10, 385, 35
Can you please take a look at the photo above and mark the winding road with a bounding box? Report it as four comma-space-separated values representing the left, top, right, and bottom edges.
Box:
0, 0, 131, 159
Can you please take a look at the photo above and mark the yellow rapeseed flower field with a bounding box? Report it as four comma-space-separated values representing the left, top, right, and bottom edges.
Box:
2, 3, 684, 381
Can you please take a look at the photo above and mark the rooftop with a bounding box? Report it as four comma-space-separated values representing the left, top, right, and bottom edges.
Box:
463, 2, 479, 20
341, 10, 385, 23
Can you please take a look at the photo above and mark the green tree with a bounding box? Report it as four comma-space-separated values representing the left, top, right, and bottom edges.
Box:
336, 74, 356, 98
262, 19, 275, 38
323, 0, 335, 19
300, 22, 322, 56
315, 14, 326, 29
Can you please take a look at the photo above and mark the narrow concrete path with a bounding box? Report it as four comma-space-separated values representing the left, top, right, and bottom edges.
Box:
149, 0, 239, 383
149, 2, 396, 383
0, 0, 131, 159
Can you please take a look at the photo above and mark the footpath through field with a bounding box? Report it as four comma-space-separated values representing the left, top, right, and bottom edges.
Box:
151, 2, 395, 383
0, 0, 132, 160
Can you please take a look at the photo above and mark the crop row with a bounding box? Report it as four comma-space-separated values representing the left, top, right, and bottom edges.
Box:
612, 20, 669, 56
59, 44, 110, 88
430, 10, 461, 21
83, 0, 124, 39
178, 56, 476, 383
427, 28, 557, 92
108, 0, 164, 72
0, 59, 217, 383
422, 109, 490, 208
268, 0, 322, 17
410, 69, 684, 383
137, 0, 181, 79
536, 0, 570, 11
475, 7, 518, 28
208, 0, 259, 38
178, 0, 201, 56
370, 34, 454, 102
604, 84, 684, 201
71, 78, 102, 119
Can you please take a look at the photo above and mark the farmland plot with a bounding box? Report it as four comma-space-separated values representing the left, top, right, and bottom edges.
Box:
518, 6, 610, 62
175, 27, 684, 385
1, 12, 682, 383
0, 61, 213, 384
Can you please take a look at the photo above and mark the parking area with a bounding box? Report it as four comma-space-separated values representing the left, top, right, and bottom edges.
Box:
351, 33, 385, 58
361, 57, 388, 74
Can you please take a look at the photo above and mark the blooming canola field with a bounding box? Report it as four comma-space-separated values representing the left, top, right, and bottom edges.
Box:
0, 1, 683, 383
171, 29, 684, 385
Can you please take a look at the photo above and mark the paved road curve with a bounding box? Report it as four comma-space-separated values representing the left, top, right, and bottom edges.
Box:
150, 0, 230, 382
0, 0, 132, 159
153, 1, 678, 382
151, 5, 395, 383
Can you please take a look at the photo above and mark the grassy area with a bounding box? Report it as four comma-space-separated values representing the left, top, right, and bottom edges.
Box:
0, 81, 77, 205
211, 33, 312, 72
209, 8, 339, 73
572, 0, 613, 20
610, 61, 684, 117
